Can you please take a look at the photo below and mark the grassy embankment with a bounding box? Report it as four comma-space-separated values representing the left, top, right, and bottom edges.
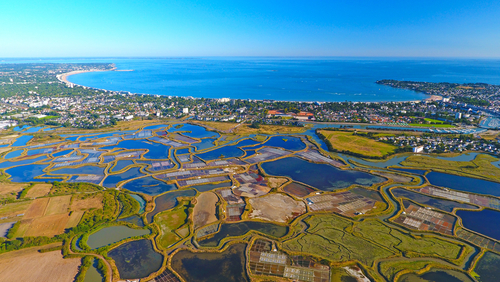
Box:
194, 121, 310, 135
400, 154, 500, 182
282, 214, 473, 280
155, 200, 191, 249
317, 130, 397, 158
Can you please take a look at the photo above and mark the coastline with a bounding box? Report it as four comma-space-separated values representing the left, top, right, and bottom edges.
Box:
57, 67, 117, 85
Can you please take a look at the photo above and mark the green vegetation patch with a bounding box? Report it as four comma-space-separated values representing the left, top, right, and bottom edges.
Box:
117, 193, 140, 218
156, 200, 191, 248
318, 129, 397, 158
283, 215, 464, 268
401, 154, 500, 182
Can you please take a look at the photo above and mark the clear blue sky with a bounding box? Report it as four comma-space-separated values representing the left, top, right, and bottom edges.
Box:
1, 0, 499, 57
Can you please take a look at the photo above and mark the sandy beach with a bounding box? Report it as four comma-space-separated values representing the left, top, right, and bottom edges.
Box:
56, 67, 116, 85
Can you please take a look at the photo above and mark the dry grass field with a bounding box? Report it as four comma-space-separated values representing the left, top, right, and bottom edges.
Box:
249, 193, 306, 223
193, 192, 219, 229
70, 193, 103, 211
0, 183, 26, 196
15, 195, 78, 237
45, 195, 71, 215
267, 177, 288, 189
0, 200, 31, 219
23, 198, 50, 219
24, 183, 52, 198
0, 244, 80, 282
66, 211, 84, 228
318, 130, 397, 158
24, 213, 70, 237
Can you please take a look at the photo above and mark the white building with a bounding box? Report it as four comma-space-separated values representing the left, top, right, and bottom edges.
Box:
413, 146, 424, 153
182, 108, 189, 114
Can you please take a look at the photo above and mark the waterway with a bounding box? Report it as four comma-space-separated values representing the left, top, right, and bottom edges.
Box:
86, 225, 150, 249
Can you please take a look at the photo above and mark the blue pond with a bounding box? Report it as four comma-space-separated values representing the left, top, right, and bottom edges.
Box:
262, 157, 385, 190
52, 149, 73, 157
4, 150, 23, 159
111, 160, 135, 172
51, 165, 105, 175
103, 140, 171, 159
122, 176, 177, 195
456, 209, 500, 241
23, 126, 45, 133
12, 135, 33, 147
168, 124, 219, 139
196, 146, 244, 161
247, 136, 306, 151
6, 164, 63, 182
129, 194, 146, 213
176, 148, 191, 155
0, 155, 47, 169
426, 172, 500, 197
103, 167, 145, 188
143, 124, 169, 130
13, 125, 30, 132
192, 138, 216, 151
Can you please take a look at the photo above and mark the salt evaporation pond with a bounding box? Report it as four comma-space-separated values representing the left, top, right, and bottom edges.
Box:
110, 160, 135, 172
456, 209, 500, 241
122, 176, 177, 195
171, 243, 249, 282
102, 167, 145, 188
392, 188, 477, 212
246, 136, 306, 151
87, 225, 150, 249
108, 239, 163, 279
168, 124, 219, 139
398, 268, 474, 282
103, 140, 170, 159
474, 251, 500, 282
426, 172, 500, 197
196, 145, 245, 161
261, 157, 385, 190
5, 164, 63, 182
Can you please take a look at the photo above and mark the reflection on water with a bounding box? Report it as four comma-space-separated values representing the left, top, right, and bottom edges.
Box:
87, 225, 150, 249
108, 239, 163, 279
171, 243, 249, 282
262, 157, 384, 191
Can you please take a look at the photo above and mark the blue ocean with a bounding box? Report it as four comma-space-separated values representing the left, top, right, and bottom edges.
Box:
6, 57, 500, 102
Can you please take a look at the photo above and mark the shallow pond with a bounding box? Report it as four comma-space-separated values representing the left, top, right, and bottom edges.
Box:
392, 188, 477, 212
171, 243, 249, 282
51, 165, 105, 175
23, 126, 45, 133
118, 215, 144, 227
143, 124, 169, 130
168, 124, 220, 139
108, 239, 163, 280
11, 135, 33, 147
0, 155, 47, 169
262, 157, 385, 191
6, 164, 63, 182
456, 209, 500, 240
4, 150, 23, 159
191, 181, 232, 192
196, 145, 245, 161
192, 138, 217, 151
398, 268, 474, 282
103, 167, 145, 188
110, 160, 135, 173
13, 125, 30, 132
52, 149, 73, 157
146, 189, 197, 223
198, 221, 288, 247
122, 176, 177, 195
129, 194, 146, 213
247, 136, 306, 151
176, 148, 191, 155
83, 259, 104, 282
474, 251, 500, 282
426, 172, 500, 197
103, 140, 171, 159
87, 225, 150, 249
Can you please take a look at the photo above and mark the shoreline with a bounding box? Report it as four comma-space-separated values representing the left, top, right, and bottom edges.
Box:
57, 67, 117, 85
